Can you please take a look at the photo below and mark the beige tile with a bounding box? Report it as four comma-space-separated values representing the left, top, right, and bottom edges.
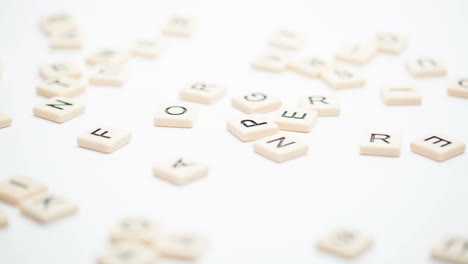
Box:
89, 64, 127, 86
153, 156, 208, 186
317, 227, 373, 259
162, 16, 195, 37
86, 48, 129, 66
411, 133, 465, 162
335, 43, 376, 65
322, 67, 365, 89
0, 207, 8, 228
33, 96, 85, 123
39, 62, 81, 80
98, 242, 157, 264
273, 108, 318, 132
251, 52, 289, 72
406, 57, 447, 77
360, 132, 402, 157
253, 133, 308, 162
180, 81, 226, 104
157, 232, 208, 260
0, 175, 47, 205
289, 57, 332, 78
448, 77, 468, 99
39, 13, 77, 35
373, 32, 407, 54
231, 92, 282, 114
432, 235, 468, 264
0, 112, 12, 128
269, 29, 306, 49
36, 76, 86, 98
154, 104, 196, 128
131, 38, 165, 58
77, 126, 131, 154
111, 217, 159, 245
381, 84, 422, 105
226, 114, 279, 142
49, 30, 83, 50
20, 192, 77, 224
298, 95, 340, 117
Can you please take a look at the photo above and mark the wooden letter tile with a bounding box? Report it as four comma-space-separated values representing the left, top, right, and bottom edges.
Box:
432, 235, 468, 264
154, 104, 197, 128
226, 114, 279, 142
273, 108, 318, 132
231, 92, 282, 114
0, 175, 48, 205
111, 217, 159, 245
153, 156, 209, 185
317, 227, 373, 259
253, 133, 308, 162
298, 95, 340, 116
20, 192, 78, 224
180, 82, 226, 104
33, 96, 85, 123
411, 133, 465, 162
360, 132, 402, 157
77, 126, 131, 153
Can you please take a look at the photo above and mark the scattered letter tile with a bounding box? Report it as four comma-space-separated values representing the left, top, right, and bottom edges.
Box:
180, 81, 226, 104
448, 77, 468, 99
39, 13, 77, 35
269, 29, 306, 49
111, 217, 159, 245
0, 175, 48, 205
89, 64, 127, 86
381, 85, 422, 105
322, 67, 365, 89
360, 132, 402, 157
373, 32, 407, 54
153, 156, 209, 185
289, 57, 332, 78
432, 235, 468, 264
99, 242, 157, 264
131, 38, 165, 58
231, 92, 282, 114
157, 232, 208, 260
298, 95, 340, 117
317, 227, 373, 259
251, 52, 289, 72
33, 96, 85, 123
253, 133, 308, 162
162, 16, 195, 37
77, 126, 131, 154
86, 48, 128, 66
273, 108, 318, 132
154, 104, 196, 128
411, 133, 465, 162
20, 192, 78, 224
406, 57, 447, 77
36, 76, 86, 98
39, 62, 81, 80
0, 112, 12, 128
49, 30, 83, 50
226, 114, 279, 142
0, 208, 7, 227
335, 43, 376, 65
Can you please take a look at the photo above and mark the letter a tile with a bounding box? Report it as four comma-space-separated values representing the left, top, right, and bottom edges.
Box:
153, 156, 209, 185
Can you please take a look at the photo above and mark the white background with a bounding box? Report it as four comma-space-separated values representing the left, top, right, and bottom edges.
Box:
0, 0, 467, 263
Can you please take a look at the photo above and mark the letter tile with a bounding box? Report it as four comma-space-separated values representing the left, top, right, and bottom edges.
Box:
33, 96, 85, 123
157, 232, 208, 260
77, 126, 131, 153
317, 227, 373, 259
89, 64, 127, 86
111, 217, 159, 245
39, 62, 81, 80
0, 175, 48, 205
406, 57, 447, 77
411, 133, 465, 162
322, 67, 365, 89
360, 132, 402, 157
180, 82, 226, 104
381, 85, 422, 105
0, 112, 12, 128
231, 92, 282, 114
253, 133, 308, 162
269, 29, 306, 50
289, 57, 333, 78
86, 48, 129, 66
20, 192, 78, 224
298, 95, 340, 116
373, 32, 407, 54
98, 242, 157, 264
0, 208, 7, 227
226, 114, 279, 142
432, 235, 468, 264
36, 76, 86, 98
154, 104, 196, 128
335, 43, 376, 65
448, 77, 468, 99
131, 38, 165, 58
39, 13, 77, 35
49, 30, 83, 50
162, 16, 195, 37
153, 156, 208, 185
251, 52, 289, 72
273, 108, 318, 132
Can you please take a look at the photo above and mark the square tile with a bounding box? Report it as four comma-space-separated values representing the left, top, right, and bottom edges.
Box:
231, 91, 282, 114
253, 133, 308, 163
86, 48, 129, 66
77, 126, 131, 153
411, 133, 465, 162
273, 108, 318, 132
162, 16, 195, 37
153, 156, 208, 185
298, 95, 340, 116
20, 192, 78, 224
289, 57, 333, 78
154, 104, 197, 128
317, 227, 373, 259
381, 84, 422, 105
39, 62, 81, 80
98, 242, 157, 264
251, 52, 289, 72
89, 64, 127, 86
0, 175, 48, 205
180, 81, 226, 104
39, 13, 77, 35
36, 77, 86, 98
373, 32, 407, 54
269, 29, 306, 49
0, 112, 12, 128
448, 77, 468, 99
322, 67, 365, 89
406, 57, 447, 77
131, 38, 165, 58
226, 114, 279, 142
157, 232, 208, 260
360, 132, 402, 157
49, 30, 83, 50
432, 235, 468, 264
335, 43, 376, 65
33, 96, 85, 123
111, 217, 159, 245
0, 208, 8, 228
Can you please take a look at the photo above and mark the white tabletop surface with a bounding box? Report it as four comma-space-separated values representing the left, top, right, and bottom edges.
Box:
0, 0, 467, 263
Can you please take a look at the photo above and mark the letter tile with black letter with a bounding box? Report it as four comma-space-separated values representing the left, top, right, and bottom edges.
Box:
411, 133, 465, 162
231, 91, 282, 114
77, 126, 131, 153
226, 114, 278, 142
360, 132, 402, 157
317, 227, 373, 259
33, 96, 85, 123
154, 104, 196, 128
153, 156, 208, 185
